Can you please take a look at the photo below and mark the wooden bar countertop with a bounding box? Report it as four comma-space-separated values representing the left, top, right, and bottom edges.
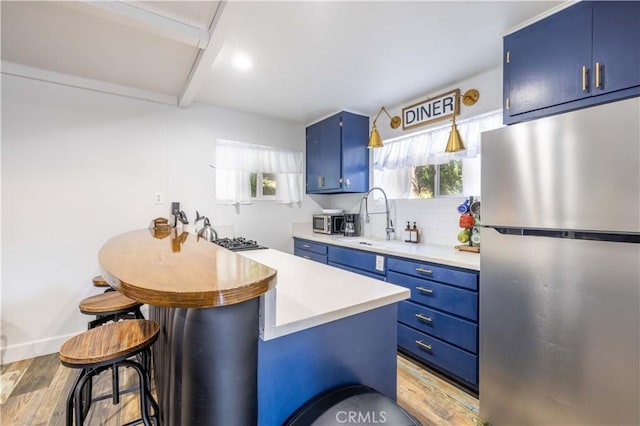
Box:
98, 229, 277, 308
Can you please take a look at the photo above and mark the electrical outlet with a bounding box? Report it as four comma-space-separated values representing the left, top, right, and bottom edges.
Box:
154, 192, 163, 204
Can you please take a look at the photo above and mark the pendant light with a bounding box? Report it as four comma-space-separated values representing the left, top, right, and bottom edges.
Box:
444, 89, 480, 153
368, 106, 401, 149
445, 115, 465, 152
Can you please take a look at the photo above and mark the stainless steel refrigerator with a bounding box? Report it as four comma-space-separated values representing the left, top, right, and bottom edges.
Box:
479, 97, 640, 425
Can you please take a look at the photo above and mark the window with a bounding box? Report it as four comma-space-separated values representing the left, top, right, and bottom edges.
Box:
412, 160, 463, 198
372, 110, 501, 199
250, 172, 277, 199
212, 140, 303, 205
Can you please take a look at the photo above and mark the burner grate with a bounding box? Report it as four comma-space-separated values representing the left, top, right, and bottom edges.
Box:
213, 237, 267, 251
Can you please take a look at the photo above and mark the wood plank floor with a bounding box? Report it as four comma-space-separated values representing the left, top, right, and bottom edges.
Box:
1, 352, 482, 425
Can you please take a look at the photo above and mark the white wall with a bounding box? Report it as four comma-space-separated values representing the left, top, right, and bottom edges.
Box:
0, 74, 320, 363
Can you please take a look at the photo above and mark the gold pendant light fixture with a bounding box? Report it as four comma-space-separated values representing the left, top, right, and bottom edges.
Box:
445, 114, 465, 153
445, 88, 480, 153
368, 106, 402, 149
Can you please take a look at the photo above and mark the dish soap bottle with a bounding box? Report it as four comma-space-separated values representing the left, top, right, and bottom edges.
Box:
403, 222, 411, 243
410, 222, 419, 243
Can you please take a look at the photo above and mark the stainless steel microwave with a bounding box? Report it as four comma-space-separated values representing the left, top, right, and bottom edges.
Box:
312, 214, 344, 234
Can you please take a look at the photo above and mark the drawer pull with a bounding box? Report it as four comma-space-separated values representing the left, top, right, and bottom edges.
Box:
415, 267, 432, 274
303, 244, 311, 248
415, 313, 433, 323
415, 340, 432, 351
416, 286, 433, 294
303, 256, 311, 259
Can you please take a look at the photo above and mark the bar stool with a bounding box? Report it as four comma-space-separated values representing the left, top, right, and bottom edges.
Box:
59, 319, 160, 426
79, 292, 144, 329
92, 275, 114, 292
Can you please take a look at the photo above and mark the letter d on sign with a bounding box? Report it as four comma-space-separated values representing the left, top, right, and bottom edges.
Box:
405, 109, 416, 125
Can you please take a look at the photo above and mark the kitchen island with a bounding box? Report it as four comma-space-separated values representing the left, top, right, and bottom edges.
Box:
99, 229, 409, 426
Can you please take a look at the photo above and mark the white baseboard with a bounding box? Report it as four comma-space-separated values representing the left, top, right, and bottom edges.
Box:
1, 333, 78, 365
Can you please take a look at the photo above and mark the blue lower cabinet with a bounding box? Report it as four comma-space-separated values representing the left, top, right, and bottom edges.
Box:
328, 261, 385, 280
388, 256, 479, 392
398, 301, 477, 353
291, 238, 480, 393
328, 246, 385, 277
387, 271, 477, 321
293, 238, 328, 264
294, 239, 328, 255
387, 258, 477, 290
294, 248, 328, 264
398, 323, 477, 389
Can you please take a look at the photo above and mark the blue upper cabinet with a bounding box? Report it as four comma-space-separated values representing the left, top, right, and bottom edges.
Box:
592, 1, 640, 95
504, 1, 640, 125
306, 111, 369, 194
504, 4, 592, 117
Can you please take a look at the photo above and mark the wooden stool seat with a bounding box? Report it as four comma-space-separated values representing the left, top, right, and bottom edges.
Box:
79, 291, 141, 316
92, 275, 110, 288
59, 320, 160, 425
60, 319, 159, 367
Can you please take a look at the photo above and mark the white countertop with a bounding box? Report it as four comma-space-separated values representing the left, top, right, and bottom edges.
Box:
239, 249, 410, 341
292, 229, 481, 271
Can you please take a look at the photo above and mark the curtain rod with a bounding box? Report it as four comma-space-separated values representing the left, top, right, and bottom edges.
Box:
216, 139, 302, 154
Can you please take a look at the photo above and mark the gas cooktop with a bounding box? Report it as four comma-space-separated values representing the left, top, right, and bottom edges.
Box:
213, 237, 267, 252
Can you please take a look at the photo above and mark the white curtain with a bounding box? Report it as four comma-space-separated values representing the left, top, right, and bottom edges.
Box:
372, 110, 503, 169
371, 110, 503, 199
212, 139, 304, 205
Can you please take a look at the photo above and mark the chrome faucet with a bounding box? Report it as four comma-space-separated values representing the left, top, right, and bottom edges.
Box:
360, 187, 395, 240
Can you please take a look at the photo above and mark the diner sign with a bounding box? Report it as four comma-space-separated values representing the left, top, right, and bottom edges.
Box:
402, 89, 460, 131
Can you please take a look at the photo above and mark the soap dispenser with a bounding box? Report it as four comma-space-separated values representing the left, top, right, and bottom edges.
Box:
410, 222, 419, 243
403, 222, 411, 243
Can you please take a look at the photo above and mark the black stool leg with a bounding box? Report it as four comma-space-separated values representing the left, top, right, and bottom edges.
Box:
66, 370, 84, 426
135, 306, 144, 319
120, 359, 158, 426
72, 369, 97, 426
112, 363, 120, 404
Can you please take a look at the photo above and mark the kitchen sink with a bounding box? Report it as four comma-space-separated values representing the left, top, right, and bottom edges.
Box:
336, 238, 396, 248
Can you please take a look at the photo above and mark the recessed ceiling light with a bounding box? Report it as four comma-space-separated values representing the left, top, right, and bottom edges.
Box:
233, 53, 253, 70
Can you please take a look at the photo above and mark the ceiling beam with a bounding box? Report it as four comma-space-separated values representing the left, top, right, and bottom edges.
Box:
1, 61, 178, 106
64, 1, 211, 48
178, 1, 227, 108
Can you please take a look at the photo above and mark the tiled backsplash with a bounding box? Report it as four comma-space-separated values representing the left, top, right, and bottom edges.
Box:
309, 194, 468, 246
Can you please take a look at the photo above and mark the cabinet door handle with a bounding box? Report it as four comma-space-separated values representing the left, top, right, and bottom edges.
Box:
416, 286, 433, 294
415, 267, 432, 274
415, 313, 433, 323
505, 97, 510, 110
595, 62, 601, 89
506, 51, 510, 64
582, 65, 588, 92
317, 176, 324, 188
415, 340, 432, 351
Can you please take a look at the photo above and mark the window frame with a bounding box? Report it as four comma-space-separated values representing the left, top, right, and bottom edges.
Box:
412, 159, 464, 199
250, 172, 277, 200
